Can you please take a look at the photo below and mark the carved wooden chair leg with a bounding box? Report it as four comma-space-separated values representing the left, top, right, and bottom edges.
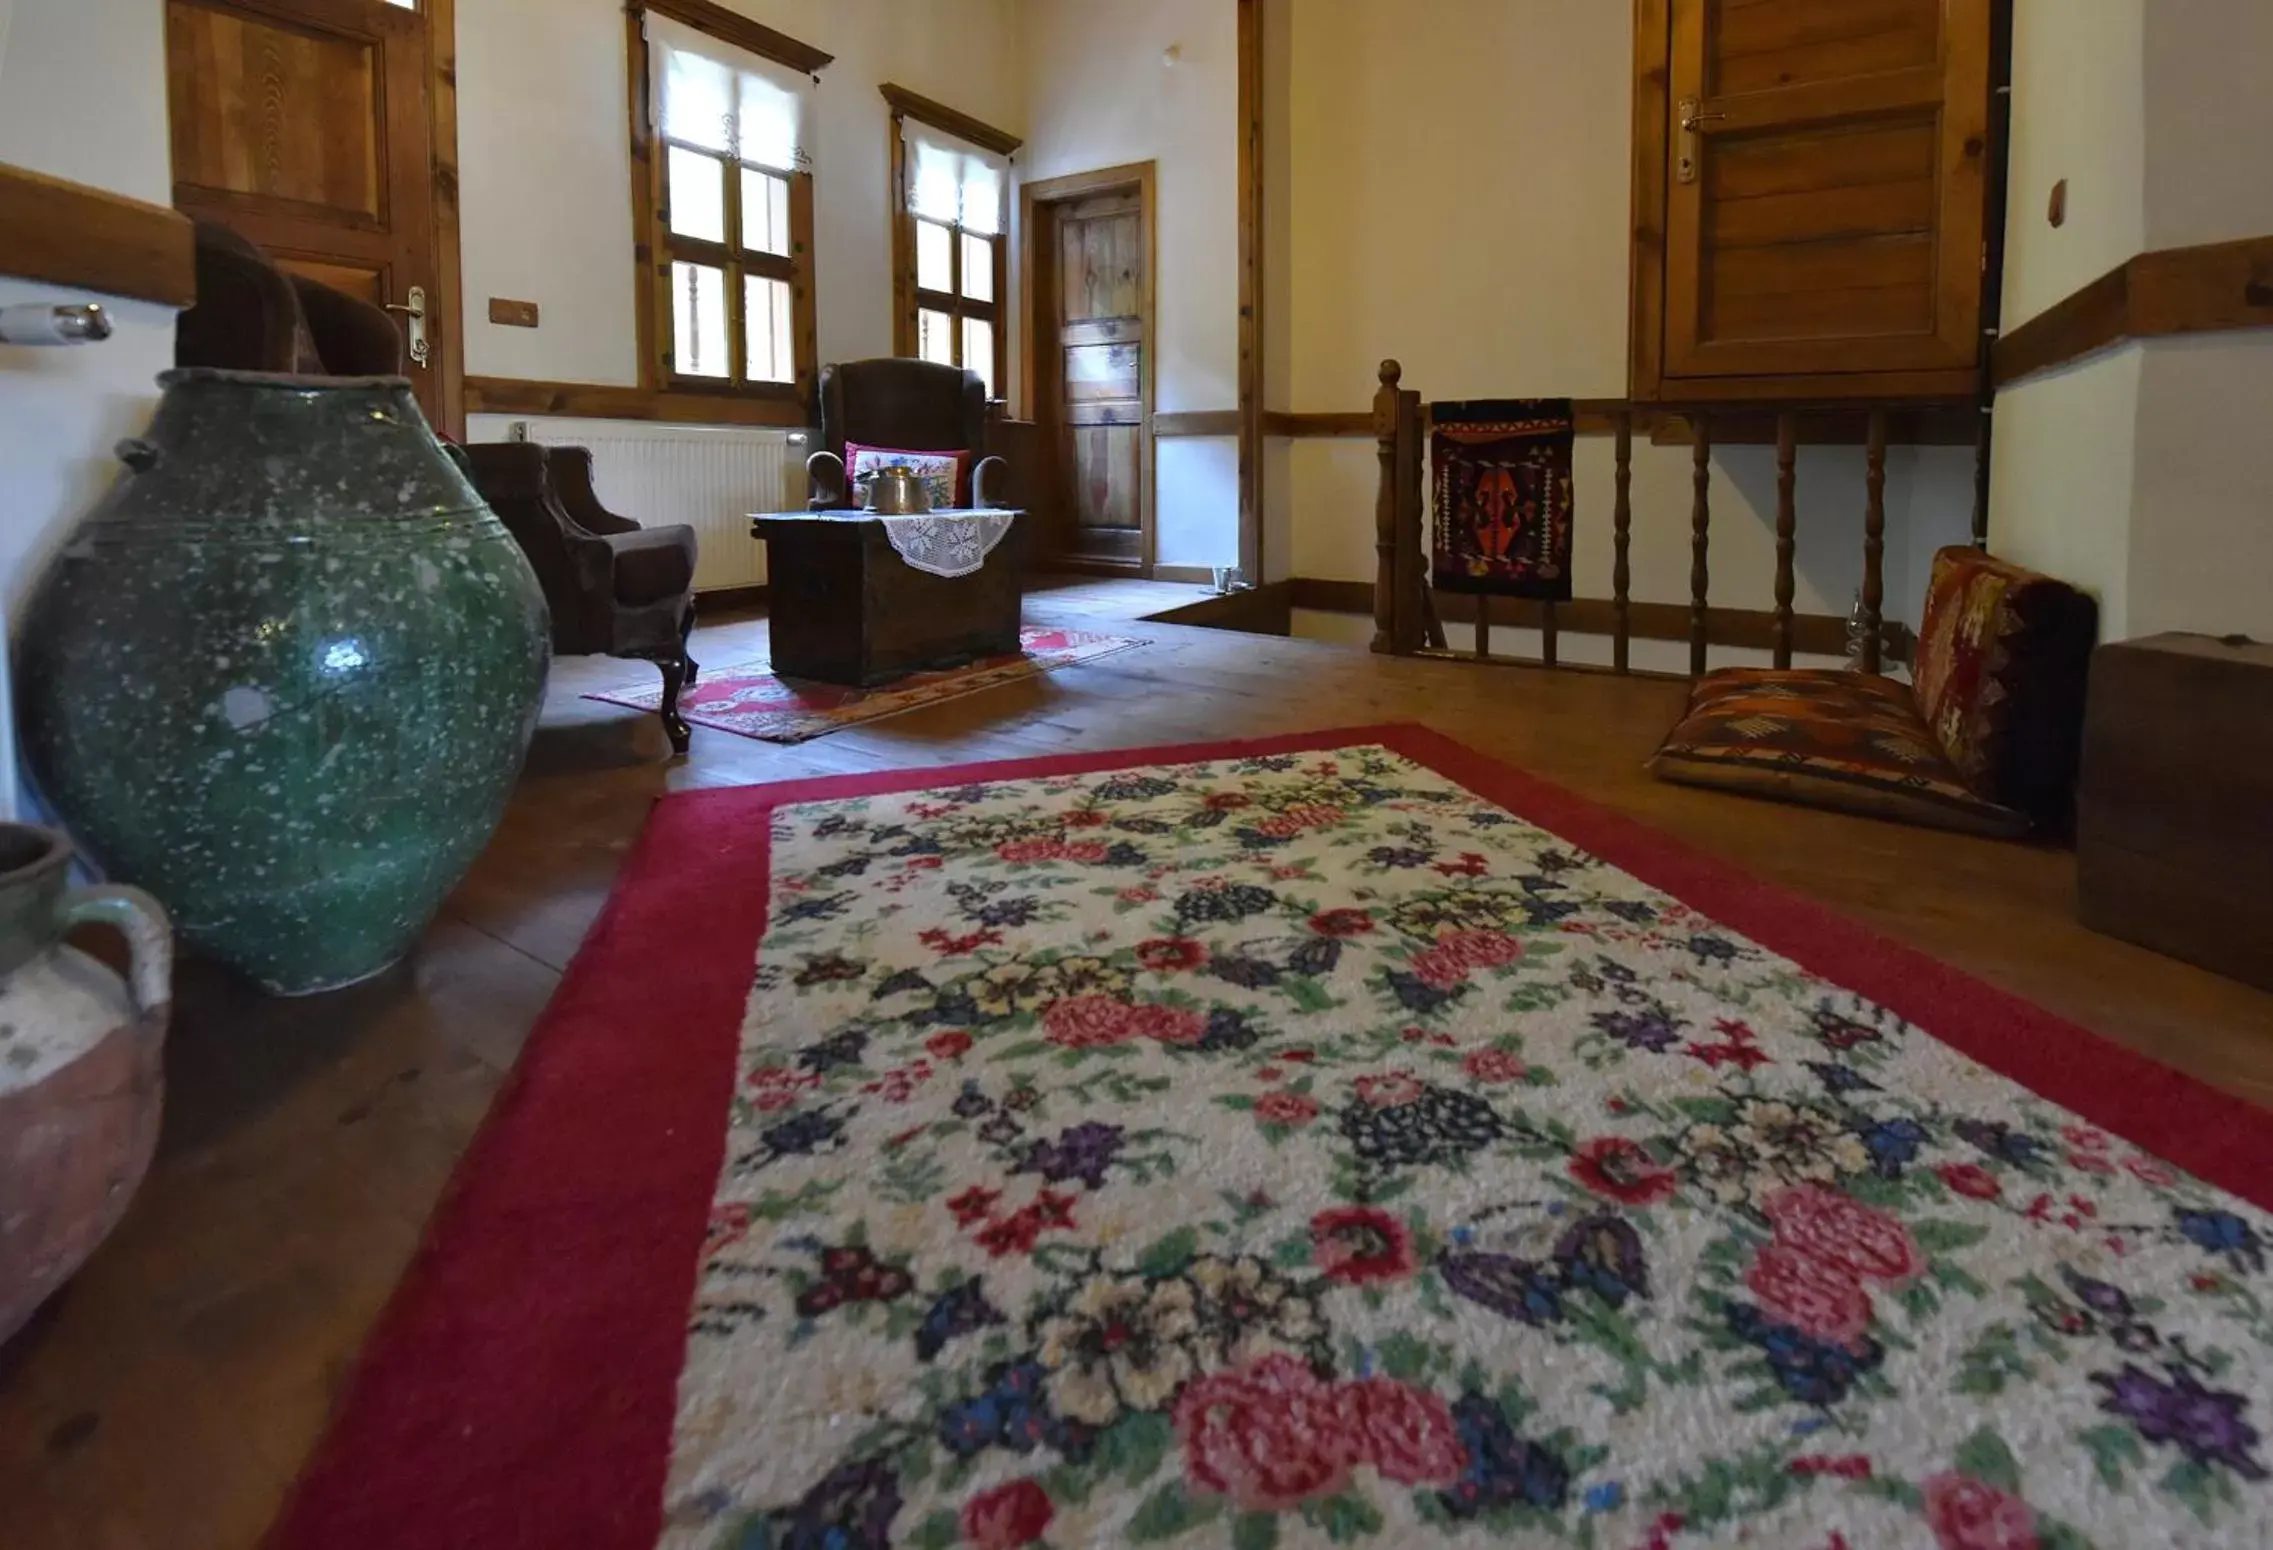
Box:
657, 654, 691, 755
680, 599, 699, 686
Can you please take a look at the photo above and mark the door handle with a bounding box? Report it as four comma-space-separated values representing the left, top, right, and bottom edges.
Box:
1676, 97, 1728, 185
383, 285, 431, 368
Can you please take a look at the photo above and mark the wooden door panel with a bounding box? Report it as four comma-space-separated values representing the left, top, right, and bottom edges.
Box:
274, 256, 384, 304
167, 4, 382, 220
1034, 173, 1149, 568
1064, 423, 1141, 561
167, 0, 439, 419
1657, 0, 1991, 389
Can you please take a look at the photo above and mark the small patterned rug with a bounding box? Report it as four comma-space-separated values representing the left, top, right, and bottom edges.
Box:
270, 727, 2273, 1550
585, 627, 1146, 744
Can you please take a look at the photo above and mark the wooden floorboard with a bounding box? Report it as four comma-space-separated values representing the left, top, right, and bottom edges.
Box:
3, 576, 2269, 1548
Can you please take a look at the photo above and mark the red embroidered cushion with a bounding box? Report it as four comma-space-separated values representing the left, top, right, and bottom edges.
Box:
1648, 668, 2030, 838
1911, 546, 2098, 825
843, 442, 970, 510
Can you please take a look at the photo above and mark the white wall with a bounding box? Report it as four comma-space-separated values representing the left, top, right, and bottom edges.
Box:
1991, 0, 2273, 644
0, 0, 183, 815
1271, 0, 1972, 630
1019, 0, 1239, 570
456, 0, 1024, 386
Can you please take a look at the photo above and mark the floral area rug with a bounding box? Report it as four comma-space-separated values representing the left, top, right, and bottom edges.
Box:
266, 726, 2273, 1550
584, 627, 1145, 744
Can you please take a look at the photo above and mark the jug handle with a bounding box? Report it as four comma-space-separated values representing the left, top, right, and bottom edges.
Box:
60, 885, 173, 1024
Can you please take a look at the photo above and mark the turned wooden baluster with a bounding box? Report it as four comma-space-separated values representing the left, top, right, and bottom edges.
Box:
1475, 595, 1491, 659
1773, 412, 1798, 670
1370, 360, 1403, 654
1690, 417, 1712, 677
1861, 409, 1888, 674
1612, 411, 1633, 674
1541, 598, 1558, 669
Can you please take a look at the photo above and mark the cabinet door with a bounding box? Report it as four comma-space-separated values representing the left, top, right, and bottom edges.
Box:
1651, 0, 1992, 397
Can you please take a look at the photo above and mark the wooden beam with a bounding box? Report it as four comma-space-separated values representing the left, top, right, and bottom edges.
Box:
635, 0, 832, 73
0, 162, 195, 308
1690, 418, 1712, 677
1288, 579, 1865, 660
1236, 0, 1265, 581
1773, 412, 1798, 670
464, 376, 809, 427
876, 84, 1022, 156
427, 0, 466, 440
1994, 233, 2273, 386
1153, 410, 1241, 437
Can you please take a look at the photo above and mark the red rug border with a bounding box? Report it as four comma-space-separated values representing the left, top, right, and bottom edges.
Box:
266, 721, 2273, 1550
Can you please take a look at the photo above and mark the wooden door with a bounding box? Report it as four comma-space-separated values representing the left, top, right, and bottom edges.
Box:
167, 0, 442, 421
1645, 0, 1992, 399
1029, 176, 1151, 570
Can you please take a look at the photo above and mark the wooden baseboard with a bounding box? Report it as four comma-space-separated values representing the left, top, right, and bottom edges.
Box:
1289, 577, 1866, 659
1150, 563, 1223, 585
1995, 232, 2273, 387
465, 376, 810, 428
0, 161, 195, 308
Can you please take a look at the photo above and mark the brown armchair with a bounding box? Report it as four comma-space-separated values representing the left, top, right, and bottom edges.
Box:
177, 220, 405, 375
806, 358, 1009, 510
462, 444, 702, 755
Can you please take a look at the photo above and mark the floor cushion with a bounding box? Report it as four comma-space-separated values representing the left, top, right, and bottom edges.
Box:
1647, 668, 2031, 837
1912, 545, 2099, 825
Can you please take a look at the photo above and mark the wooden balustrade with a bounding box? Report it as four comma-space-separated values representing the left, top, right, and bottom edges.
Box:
1366, 358, 1948, 681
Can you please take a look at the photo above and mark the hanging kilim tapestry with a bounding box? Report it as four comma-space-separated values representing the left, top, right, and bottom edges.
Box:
1430, 399, 1575, 600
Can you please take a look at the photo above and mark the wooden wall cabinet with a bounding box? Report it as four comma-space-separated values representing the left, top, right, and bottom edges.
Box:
1630, 0, 1998, 405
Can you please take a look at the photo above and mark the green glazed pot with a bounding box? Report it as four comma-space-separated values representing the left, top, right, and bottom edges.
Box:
14, 369, 550, 995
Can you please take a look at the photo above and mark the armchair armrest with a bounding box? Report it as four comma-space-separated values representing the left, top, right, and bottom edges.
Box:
806, 449, 848, 510
972, 454, 1010, 510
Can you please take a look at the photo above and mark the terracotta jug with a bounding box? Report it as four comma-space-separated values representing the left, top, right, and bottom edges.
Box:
0, 824, 171, 1342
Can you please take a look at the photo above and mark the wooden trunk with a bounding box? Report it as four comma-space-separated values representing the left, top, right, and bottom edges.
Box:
2076, 632, 2273, 991
754, 512, 1029, 686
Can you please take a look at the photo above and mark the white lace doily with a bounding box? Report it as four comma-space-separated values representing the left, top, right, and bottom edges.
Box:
877, 510, 1017, 578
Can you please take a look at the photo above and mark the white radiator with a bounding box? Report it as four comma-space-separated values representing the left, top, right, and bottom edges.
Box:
499, 419, 805, 593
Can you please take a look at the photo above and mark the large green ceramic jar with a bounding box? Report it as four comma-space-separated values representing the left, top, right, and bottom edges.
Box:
14, 369, 549, 995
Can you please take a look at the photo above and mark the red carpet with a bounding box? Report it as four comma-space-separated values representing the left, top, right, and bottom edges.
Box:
263, 725, 2273, 1550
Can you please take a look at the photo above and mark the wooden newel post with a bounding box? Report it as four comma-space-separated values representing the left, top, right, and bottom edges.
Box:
1371, 359, 1404, 654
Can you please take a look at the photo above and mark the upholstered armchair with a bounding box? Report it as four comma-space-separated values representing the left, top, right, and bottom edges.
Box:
461, 444, 702, 755
806, 358, 1009, 511
177, 220, 405, 375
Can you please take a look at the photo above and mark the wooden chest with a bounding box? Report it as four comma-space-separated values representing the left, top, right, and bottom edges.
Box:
751, 510, 1028, 686
2076, 632, 2273, 990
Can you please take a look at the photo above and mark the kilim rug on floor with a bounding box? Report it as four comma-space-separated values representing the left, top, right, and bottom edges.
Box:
268, 726, 2273, 1550
584, 627, 1146, 743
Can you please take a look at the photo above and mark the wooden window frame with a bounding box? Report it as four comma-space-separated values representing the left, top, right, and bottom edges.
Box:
882, 83, 1019, 400
626, 0, 826, 419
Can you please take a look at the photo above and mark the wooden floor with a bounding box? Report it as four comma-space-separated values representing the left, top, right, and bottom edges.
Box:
5, 577, 2269, 1548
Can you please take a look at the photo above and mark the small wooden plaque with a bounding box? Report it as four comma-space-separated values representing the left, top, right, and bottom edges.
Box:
488, 297, 541, 328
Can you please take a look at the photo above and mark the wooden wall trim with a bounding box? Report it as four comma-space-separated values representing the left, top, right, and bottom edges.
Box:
1154, 410, 1241, 437
1995, 233, 2273, 387
464, 376, 810, 428
635, 0, 833, 73
877, 84, 1021, 156
1287, 577, 1857, 659
0, 162, 195, 308
426, 0, 466, 440
1235, 0, 1265, 580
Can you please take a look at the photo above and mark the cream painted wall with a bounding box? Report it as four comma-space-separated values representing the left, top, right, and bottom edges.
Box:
1990, 0, 2273, 644
0, 0, 181, 816
1019, 0, 1239, 570
456, 0, 1024, 386
1999, 0, 2144, 329
1275, 0, 1972, 628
